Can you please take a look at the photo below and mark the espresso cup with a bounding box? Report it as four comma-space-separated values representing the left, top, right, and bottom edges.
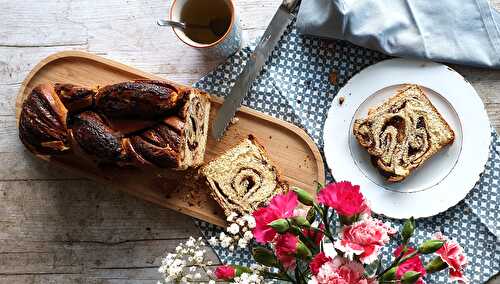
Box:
169, 0, 242, 58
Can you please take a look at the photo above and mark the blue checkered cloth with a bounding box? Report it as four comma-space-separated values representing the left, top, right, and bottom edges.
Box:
192, 16, 500, 284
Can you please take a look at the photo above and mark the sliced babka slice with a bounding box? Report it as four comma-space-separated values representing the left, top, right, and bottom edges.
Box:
353, 84, 455, 182
200, 135, 288, 216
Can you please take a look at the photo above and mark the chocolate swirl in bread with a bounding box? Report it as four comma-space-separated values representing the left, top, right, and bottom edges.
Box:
353, 85, 454, 182
201, 135, 288, 215
19, 80, 211, 170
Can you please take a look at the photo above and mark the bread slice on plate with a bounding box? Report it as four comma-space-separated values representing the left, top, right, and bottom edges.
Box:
353, 84, 455, 182
200, 135, 288, 216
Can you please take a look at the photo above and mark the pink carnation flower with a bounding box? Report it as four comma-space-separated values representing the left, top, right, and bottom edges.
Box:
252, 191, 298, 244
434, 233, 469, 284
214, 265, 235, 280
394, 246, 426, 284
309, 256, 372, 284
335, 218, 396, 264
310, 252, 331, 275
275, 233, 298, 270
302, 224, 325, 246
317, 181, 370, 217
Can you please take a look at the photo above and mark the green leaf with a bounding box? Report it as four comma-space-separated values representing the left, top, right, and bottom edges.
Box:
425, 257, 448, 273
296, 241, 312, 259
252, 247, 278, 267
418, 240, 444, 254
291, 215, 310, 227
315, 182, 324, 193
339, 214, 357, 225
268, 219, 289, 233
234, 265, 252, 276
401, 271, 421, 284
401, 217, 415, 242
379, 267, 397, 281
289, 225, 303, 236
306, 207, 317, 223
292, 187, 314, 206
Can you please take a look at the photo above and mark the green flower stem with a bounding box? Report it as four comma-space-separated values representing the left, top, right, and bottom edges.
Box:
377, 245, 408, 279
295, 265, 301, 284
313, 203, 335, 243
263, 272, 292, 281
397, 251, 418, 266
299, 233, 319, 252
277, 263, 297, 284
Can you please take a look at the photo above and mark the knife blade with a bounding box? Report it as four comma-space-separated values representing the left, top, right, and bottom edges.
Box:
211, 0, 300, 140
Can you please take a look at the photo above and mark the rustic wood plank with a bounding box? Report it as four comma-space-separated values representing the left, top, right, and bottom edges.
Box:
0, 180, 201, 240
0, 180, 219, 282
0, 0, 499, 282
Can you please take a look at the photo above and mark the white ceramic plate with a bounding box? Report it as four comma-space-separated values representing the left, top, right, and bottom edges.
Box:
323, 59, 491, 219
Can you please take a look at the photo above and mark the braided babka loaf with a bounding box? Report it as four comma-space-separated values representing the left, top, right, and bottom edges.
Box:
19, 80, 211, 170
353, 84, 454, 182
201, 135, 288, 215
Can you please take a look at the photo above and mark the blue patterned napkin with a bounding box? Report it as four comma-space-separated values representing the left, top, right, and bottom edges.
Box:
192, 17, 500, 283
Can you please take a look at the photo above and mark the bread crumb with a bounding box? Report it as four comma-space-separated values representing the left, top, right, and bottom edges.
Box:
339, 96, 345, 105
329, 70, 338, 85
230, 117, 239, 125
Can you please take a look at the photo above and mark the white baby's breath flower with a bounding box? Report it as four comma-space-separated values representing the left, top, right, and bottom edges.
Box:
209, 280, 215, 284
243, 231, 253, 241
185, 237, 195, 248
193, 251, 204, 263
250, 263, 266, 273
220, 236, 232, 248
208, 236, 218, 246
226, 211, 238, 222
243, 215, 256, 229
236, 217, 246, 226
229, 245, 235, 251
232, 272, 263, 284
194, 272, 202, 279
238, 238, 248, 248
227, 223, 240, 235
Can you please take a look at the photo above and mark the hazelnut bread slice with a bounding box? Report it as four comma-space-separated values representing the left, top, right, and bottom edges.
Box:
353, 84, 455, 182
201, 135, 288, 216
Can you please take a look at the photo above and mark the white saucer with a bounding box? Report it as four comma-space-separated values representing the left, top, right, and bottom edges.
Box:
323, 59, 491, 219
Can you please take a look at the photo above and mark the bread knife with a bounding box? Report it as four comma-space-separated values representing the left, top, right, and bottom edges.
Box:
211, 0, 300, 140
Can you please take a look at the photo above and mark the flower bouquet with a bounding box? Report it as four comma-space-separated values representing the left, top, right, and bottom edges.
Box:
159, 182, 468, 284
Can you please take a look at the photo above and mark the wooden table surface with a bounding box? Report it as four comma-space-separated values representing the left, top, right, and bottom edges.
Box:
1, 0, 499, 283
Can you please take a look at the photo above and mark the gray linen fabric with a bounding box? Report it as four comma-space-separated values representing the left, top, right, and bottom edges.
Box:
296, 0, 500, 68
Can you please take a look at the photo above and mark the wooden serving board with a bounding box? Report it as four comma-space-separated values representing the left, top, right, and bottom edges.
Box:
16, 51, 325, 226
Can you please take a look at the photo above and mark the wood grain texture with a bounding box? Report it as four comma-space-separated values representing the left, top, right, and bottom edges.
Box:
0, 0, 499, 282
15, 51, 325, 227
